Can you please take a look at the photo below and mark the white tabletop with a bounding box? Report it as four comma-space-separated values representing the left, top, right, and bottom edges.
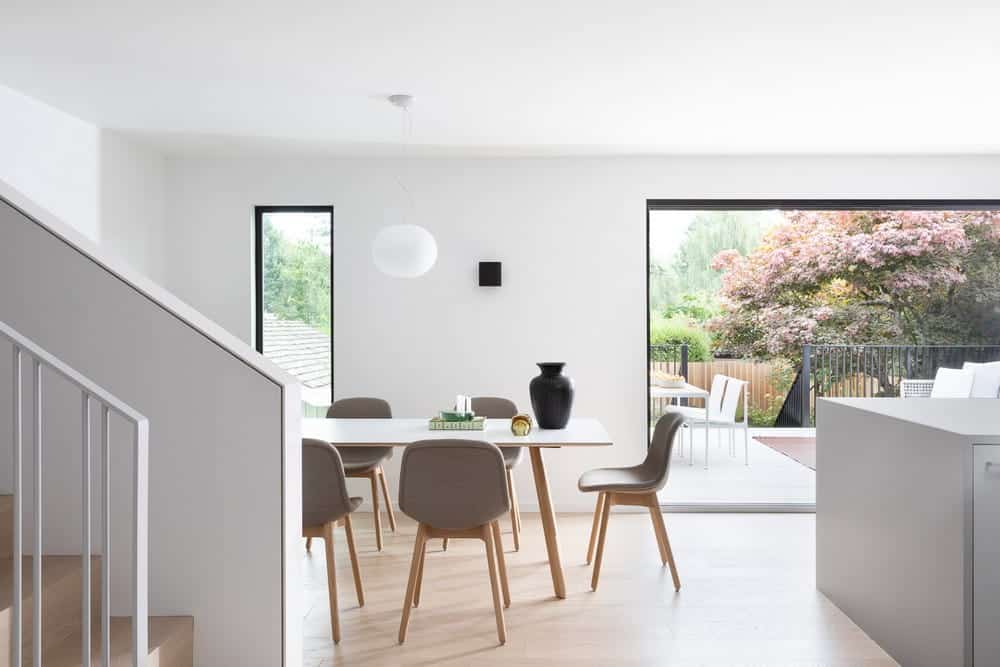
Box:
301, 417, 612, 447
649, 383, 709, 399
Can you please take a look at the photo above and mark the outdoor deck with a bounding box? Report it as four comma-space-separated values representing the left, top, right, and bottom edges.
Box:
659, 429, 816, 507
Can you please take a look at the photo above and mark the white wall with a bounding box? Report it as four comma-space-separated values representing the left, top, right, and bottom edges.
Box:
0, 84, 167, 282
99, 130, 168, 284
0, 83, 100, 239
162, 154, 1000, 511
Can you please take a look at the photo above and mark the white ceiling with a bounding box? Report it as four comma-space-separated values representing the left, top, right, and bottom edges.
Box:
2, 0, 998, 157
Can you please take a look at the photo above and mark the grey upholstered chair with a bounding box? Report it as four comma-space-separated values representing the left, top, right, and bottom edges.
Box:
397, 439, 512, 645
439, 397, 522, 552
324, 397, 396, 552
578, 412, 684, 592
302, 438, 365, 644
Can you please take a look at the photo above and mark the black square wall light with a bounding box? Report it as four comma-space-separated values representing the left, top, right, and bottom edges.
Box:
479, 261, 502, 287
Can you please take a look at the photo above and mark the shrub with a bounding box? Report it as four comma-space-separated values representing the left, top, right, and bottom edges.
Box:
649, 317, 711, 362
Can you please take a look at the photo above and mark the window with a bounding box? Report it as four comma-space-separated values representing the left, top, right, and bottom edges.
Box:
254, 206, 333, 405
646, 199, 1000, 509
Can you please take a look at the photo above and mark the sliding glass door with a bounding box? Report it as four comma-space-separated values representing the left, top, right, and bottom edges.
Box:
254, 205, 334, 407
647, 200, 1000, 510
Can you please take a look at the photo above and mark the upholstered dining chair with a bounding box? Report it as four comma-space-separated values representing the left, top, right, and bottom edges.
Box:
579, 412, 684, 593
302, 438, 365, 644
397, 439, 512, 645
321, 397, 396, 552
440, 397, 522, 552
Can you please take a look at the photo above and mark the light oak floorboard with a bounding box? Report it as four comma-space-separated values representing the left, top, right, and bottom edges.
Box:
303, 512, 897, 666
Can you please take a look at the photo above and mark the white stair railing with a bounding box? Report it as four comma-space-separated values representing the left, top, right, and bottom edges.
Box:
2, 320, 148, 667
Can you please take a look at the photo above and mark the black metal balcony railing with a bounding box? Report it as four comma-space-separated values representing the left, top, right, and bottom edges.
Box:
775, 344, 1000, 427
648, 344, 690, 377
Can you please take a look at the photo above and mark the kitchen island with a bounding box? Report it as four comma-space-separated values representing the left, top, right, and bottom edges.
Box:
817, 398, 1000, 667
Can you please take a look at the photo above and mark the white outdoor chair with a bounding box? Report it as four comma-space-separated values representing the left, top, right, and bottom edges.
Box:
667, 373, 726, 464
962, 361, 1000, 398
929, 367, 975, 398
901, 364, 1000, 399
666, 374, 750, 468
899, 378, 934, 398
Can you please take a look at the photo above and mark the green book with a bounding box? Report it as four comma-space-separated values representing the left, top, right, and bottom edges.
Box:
428, 416, 486, 431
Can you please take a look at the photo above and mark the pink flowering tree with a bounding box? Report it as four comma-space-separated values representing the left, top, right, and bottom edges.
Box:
708, 210, 1000, 358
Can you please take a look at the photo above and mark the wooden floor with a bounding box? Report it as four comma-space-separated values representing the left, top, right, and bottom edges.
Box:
303, 512, 895, 666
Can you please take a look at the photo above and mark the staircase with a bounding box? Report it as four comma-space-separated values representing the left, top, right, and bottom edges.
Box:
1, 495, 193, 666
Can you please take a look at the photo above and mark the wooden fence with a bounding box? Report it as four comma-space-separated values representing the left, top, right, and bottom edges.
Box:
650, 358, 789, 419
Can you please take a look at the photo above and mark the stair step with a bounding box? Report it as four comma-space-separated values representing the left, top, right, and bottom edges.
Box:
42, 615, 193, 667
1, 556, 101, 662
1, 556, 192, 666
0, 494, 12, 557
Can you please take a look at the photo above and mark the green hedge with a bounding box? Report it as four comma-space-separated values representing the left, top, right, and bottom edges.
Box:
649, 317, 712, 362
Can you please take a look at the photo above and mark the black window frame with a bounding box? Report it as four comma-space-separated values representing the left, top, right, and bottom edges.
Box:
254, 204, 335, 403
645, 198, 1000, 441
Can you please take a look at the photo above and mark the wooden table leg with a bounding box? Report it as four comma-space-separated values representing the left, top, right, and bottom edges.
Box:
529, 447, 567, 599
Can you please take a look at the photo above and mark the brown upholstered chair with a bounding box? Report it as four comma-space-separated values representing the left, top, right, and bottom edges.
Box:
302, 438, 365, 644
439, 397, 521, 552
323, 397, 396, 552
397, 439, 512, 645
578, 412, 684, 592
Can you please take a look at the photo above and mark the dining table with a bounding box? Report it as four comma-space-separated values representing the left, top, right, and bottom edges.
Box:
301, 416, 613, 599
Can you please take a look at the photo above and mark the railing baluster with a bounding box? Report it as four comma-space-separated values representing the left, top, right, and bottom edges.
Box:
134, 420, 149, 666
82, 393, 92, 665
1, 322, 149, 667
32, 359, 42, 667
101, 405, 111, 667
12, 346, 23, 667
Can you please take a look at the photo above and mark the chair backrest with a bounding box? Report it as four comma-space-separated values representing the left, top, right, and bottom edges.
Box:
963, 361, 1000, 398
327, 397, 392, 419
302, 438, 355, 528
900, 378, 934, 398
930, 367, 975, 398
707, 374, 728, 417
719, 377, 747, 423
470, 396, 517, 419
640, 412, 685, 493
399, 439, 510, 530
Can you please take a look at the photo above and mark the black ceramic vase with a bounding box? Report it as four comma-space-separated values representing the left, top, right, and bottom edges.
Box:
529, 362, 575, 429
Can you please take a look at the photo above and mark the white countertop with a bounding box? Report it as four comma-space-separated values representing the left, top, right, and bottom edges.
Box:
820, 397, 1000, 440
301, 417, 613, 447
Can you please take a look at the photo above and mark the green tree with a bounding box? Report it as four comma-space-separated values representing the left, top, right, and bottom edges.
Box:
262, 220, 332, 333
649, 212, 769, 324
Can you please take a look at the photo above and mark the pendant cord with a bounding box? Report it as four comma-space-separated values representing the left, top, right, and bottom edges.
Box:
393, 103, 415, 221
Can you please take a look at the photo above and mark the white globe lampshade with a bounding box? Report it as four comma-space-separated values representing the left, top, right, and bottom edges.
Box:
372, 224, 438, 278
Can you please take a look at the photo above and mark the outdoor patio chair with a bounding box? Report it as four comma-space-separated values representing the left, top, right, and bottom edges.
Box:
665, 374, 750, 468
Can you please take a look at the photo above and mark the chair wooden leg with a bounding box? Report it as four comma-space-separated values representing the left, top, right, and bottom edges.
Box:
591, 492, 612, 591
442, 538, 448, 551
343, 513, 364, 607
482, 524, 507, 644
398, 523, 428, 644
369, 470, 383, 551
322, 522, 341, 643
506, 469, 520, 551
413, 535, 427, 608
491, 520, 511, 608
646, 495, 669, 564
513, 486, 522, 535
586, 492, 606, 565
378, 466, 397, 532
305, 537, 312, 552
647, 496, 681, 591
